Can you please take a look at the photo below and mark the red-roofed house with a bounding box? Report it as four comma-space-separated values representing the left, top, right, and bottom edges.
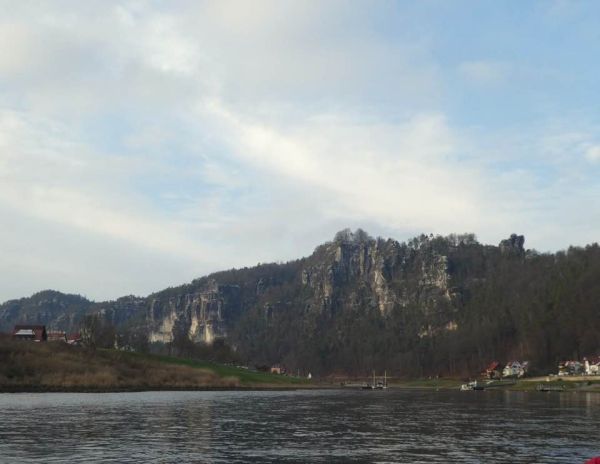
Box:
483, 361, 503, 379
12, 325, 47, 342
67, 333, 82, 346
502, 361, 529, 378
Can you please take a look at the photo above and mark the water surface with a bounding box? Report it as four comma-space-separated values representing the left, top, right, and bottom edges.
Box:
0, 389, 598, 463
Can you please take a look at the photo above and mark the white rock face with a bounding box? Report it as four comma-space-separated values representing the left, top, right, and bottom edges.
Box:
149, 306, 177, 343
147, 280, 233, 345
189, 313, 199, 340
302, 236, 454, 317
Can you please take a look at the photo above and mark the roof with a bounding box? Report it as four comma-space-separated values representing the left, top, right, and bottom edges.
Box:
14, 329, 35, 336
486, 361, 501, 371
13, 325, 46, 331
505, 360, 528, 367
12, 325, 47, 341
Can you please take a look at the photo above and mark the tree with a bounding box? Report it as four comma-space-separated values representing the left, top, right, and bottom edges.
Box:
81, 314, 116, 350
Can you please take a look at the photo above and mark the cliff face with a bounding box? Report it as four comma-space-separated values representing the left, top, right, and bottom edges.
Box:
235, 231, 476, 374
8, 229, 597, 378
146, 280, 240, 344
300, 232, 454, 323
0, 230, 481, 354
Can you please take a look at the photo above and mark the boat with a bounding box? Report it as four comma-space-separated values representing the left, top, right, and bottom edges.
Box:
375, 371, 388, 389
363, 371, 388, 390
460, 378, 516, 391
362, 371, 376, 389
460, 380, 482, 391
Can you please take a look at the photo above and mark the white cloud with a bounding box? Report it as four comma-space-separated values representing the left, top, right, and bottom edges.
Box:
0, 110, 228, 299
201, 100, 484, 232
1, 1, 600, 301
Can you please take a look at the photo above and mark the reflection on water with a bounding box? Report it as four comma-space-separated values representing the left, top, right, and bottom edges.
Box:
0, 389, 599, 463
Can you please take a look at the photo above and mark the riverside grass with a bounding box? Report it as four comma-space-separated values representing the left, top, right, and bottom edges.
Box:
0, 338, 307, 392
124, 351, 310, 386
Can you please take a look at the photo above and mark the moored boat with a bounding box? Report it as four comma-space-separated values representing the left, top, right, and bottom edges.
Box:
363, 371, 388, 390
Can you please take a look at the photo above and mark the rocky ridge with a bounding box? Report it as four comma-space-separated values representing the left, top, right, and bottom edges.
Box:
6, 229, 597, 377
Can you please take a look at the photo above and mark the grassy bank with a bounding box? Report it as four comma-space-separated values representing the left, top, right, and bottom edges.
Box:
0, 339, 308, 392
122, 351, 310, 386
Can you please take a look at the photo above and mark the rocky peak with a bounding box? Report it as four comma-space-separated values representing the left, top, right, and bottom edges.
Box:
333, 228, 373, 245
499, 234, 525, 255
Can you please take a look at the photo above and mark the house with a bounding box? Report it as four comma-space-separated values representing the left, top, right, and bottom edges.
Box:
558, 360, 583, 376
483, 361, 503, 379
12, 325, 47, 342
47, 331, 67, 342
66, 333, 82, 346
270, 365, 286, 375
502, 361, 529, 378
584, 357, 600, 375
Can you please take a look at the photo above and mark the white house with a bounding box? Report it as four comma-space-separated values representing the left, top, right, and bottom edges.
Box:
558, 360, 584, 376
502, 361, 529, 378
584, 357, 600, 375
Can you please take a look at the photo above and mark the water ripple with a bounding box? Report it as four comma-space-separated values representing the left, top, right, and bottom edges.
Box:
0, 390, 599, 463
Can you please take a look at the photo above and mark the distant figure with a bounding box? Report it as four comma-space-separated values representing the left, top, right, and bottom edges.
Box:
585, 458, 600, 464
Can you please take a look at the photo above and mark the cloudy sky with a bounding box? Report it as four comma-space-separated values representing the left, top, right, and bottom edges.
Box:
1, 1, 600, 301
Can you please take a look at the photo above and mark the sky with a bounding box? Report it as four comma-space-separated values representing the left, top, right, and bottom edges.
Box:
1, 0, 600, 302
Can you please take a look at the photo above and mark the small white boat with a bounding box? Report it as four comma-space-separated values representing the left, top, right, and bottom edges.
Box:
460, 381, 480, 391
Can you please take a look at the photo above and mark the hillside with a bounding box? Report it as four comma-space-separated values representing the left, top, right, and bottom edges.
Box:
2, 229, 600, 377
0, 337, 305, 391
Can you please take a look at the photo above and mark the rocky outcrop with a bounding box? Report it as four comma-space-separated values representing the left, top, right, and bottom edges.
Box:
146, 280, 240, 344
296, 231, 456, 334
499, 234, 525, 255
303, 235, 399, 314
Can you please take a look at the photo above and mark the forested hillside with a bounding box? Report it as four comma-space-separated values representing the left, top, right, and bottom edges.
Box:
2, 230, 600, 377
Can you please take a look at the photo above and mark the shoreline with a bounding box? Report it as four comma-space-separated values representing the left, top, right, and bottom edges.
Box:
0, 385, 318, 394
4, 381, 600, 394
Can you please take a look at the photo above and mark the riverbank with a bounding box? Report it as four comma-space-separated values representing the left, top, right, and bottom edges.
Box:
4, 340, 600, 394
380, 377, 600, 393
0, 339, 309, 392
509, 377, 600, 393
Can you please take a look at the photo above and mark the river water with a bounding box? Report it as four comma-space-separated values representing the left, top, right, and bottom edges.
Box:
0, 389, 598, 463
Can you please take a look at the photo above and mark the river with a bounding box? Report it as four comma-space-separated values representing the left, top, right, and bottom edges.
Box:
0, 389, 598, 463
